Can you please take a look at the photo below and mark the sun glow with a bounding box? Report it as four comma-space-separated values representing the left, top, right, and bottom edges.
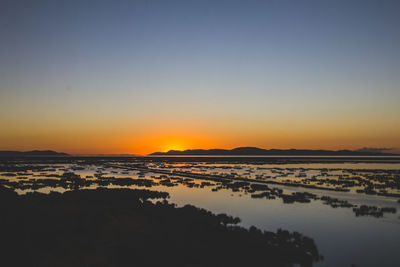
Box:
163, 144, 186, 152
134, 131, 215, 155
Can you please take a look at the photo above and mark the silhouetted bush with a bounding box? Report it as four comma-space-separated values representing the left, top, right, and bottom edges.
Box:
0, 186, 321, 267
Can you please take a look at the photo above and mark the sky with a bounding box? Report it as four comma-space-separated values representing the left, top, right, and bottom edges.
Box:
0, 0, 399, 155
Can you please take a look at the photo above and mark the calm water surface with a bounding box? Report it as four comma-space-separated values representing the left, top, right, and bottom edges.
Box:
3, 161, 400, 267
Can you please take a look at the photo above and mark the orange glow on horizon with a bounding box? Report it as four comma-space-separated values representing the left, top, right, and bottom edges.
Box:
131, 133, 218, 155
1, 117, 400, 155
162, 144, 186, 152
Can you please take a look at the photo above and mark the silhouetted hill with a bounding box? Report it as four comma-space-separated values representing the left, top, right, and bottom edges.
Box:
149, 147, 396, 156
0, 150, 69, 157
0, 186, 321, 266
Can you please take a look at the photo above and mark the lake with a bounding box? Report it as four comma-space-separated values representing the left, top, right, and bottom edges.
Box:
1, 156, 399, 267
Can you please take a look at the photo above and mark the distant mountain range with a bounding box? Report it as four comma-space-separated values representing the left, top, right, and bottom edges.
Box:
0, 150, 69, 157
149, 147, 397, 156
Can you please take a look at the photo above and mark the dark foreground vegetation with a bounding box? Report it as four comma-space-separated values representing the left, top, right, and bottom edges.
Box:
0, 186, 321, 267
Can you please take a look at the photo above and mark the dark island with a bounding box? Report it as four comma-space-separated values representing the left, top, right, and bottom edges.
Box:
149, 147, 397, 156
0, 186, 321, 267
0, 150, 69, 157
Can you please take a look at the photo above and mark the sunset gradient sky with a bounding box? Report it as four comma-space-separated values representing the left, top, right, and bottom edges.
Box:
1, 0, 399, 155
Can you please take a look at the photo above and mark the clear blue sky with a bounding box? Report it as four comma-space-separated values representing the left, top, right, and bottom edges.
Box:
1, 0, 399, 154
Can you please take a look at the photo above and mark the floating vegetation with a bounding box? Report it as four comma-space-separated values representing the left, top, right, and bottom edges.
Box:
1, 158, 399, 220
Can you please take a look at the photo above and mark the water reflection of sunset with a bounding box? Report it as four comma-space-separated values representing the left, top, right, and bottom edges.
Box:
2, 1, 400, 267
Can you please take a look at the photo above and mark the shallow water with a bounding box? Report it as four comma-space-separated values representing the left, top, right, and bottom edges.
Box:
2, 160, 400, 267
161, 184, 400, 267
